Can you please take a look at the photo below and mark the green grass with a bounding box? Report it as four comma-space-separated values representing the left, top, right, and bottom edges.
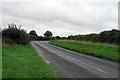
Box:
0, 41, 2, 79
49, 40, 119, 61
2, 43, 57, 78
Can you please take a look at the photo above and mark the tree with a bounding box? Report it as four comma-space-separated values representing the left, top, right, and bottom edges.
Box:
2, 23, 29, 44
52, 36, 61, 40
68, 35, 74, 39
44, 30, 53, 40
66, 29, 120, 44
97, 29, 120, 43
29, 30, 40, 40
56, 36, 60, 39
87, 33, 98, 42
29, 30, 37, 36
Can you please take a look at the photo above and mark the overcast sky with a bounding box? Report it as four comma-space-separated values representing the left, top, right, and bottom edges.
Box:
0, 0, 119, 37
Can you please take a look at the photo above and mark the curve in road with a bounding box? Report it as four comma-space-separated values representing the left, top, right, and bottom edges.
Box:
31, 41, 118, 78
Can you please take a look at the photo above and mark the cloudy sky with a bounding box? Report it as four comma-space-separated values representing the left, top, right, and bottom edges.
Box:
0, 0, 119, 37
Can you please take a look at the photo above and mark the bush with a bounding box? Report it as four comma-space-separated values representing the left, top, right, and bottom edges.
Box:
2, 38, 15, 44
2, 23, 29, 44
67, 29, 120, 44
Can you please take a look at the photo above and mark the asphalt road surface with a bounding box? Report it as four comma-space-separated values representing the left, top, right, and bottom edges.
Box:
31, 41, 118, 78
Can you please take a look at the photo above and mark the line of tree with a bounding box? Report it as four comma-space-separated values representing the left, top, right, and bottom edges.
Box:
67, 29, 120, 44
2, 23, 119, 44
29, 30, 53, 41
2, 23, 53, 44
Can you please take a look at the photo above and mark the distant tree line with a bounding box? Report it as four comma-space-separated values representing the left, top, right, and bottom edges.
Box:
2, 23, 53, 44
29, 30, 53, 41
2, 23, 119, 44
67, 29, 120, 44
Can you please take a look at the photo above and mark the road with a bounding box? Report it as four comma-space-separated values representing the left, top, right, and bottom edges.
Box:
31, 41, 118, 78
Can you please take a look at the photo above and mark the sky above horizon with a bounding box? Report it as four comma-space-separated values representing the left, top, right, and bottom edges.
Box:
0, 0, 119, 37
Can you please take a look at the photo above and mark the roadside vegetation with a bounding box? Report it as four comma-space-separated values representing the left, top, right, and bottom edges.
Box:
53, 29, 120, 44
0, 40, 2, 79
2, 23, 53, 44
2, 23, 56, 78
49, 40, 119, 61
2, 43, 57, 78
2, 23, 119, 78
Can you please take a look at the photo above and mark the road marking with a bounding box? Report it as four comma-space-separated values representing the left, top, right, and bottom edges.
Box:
97, 68, 107, 73
66, 56, 107, 74
35, 42, 107, 74
45, 60, 50, 64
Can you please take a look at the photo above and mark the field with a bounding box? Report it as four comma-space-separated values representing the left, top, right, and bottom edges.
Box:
0, 40, 1, 79
2, 43, 57, 78
49, 40, 119, 61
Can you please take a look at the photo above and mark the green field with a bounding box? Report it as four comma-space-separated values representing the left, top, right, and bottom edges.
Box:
49, 40, 119, 61
2, 43, 57, 78
0, 40, 1, 79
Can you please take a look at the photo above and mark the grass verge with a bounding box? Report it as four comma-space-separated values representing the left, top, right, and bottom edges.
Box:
49, 40, 119, 62
2, 43, 57, 78
0, 40, 2, 79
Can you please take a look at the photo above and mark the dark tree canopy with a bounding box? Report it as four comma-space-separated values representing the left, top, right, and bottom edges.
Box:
2, 23, 29, 44
67, 29, 120, 44
44, 30, 53, 40
98, 29, 120, 43
29, 30, 37, 36
56, 36, 60, 39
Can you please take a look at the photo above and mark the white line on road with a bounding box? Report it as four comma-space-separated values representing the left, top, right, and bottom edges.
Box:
35, 42, 107, 74
66, 56, 107, 74
45, 60, 50, 64
97, 68, 107, 73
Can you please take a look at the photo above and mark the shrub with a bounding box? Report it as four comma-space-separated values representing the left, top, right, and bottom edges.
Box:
2, 23, 29, 44
2, 38, 15, 44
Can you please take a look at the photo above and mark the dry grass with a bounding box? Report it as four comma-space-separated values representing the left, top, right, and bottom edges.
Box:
60, 40, 117, 47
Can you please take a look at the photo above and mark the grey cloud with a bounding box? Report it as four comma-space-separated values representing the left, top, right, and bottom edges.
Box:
1, 0, 118, 36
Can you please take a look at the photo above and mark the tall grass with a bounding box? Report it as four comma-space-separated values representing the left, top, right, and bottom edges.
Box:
49, 40, 119, 61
